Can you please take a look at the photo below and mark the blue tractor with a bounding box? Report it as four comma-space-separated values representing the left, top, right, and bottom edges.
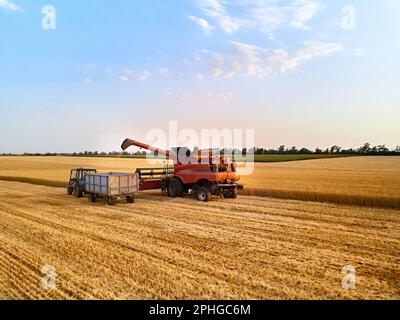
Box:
67, 168, 97, 198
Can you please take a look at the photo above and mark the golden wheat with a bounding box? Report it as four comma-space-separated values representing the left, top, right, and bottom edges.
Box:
0, 156, 399, 208
0, 181, 399, 300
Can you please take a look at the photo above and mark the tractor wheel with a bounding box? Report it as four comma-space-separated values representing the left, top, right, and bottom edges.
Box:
88, 193, 97, 203
196, 187, 212, 202
104, 196, 115, 206
67, 186, 74, 195
126, 195, 135, 203
74, 187, 83, 198
167, 178, 184, 198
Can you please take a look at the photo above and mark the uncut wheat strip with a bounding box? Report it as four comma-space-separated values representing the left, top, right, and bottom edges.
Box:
240, 187, 400, 209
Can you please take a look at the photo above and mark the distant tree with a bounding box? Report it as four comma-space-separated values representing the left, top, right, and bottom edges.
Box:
330, 145, 341, 154
299, 148, 312, 154
358, 143, 371, 154
377, 145, 389, 154
287, 146, 298, 154
315, 148, 322, 154
277, 145, 285, 154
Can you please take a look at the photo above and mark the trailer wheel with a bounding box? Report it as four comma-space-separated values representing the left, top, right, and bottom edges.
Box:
167, 178, 184, 197
67, 186, 74, 195
74, 187, 83, 198
196, 187, 211, 202
126, 195, 135, 203
88, 193, 97, 203
104, 196, 115, 206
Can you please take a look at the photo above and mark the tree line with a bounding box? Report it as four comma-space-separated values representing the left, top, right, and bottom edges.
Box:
242, 143, 400, 155
2, 143, 400, 156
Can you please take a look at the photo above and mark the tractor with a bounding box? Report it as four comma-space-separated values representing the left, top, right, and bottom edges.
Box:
67, 168, 97, 198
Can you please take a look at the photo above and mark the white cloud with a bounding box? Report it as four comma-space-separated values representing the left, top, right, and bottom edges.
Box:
138, 70, 151, 81
353, 49, 367, 56
119, 69, 133, 81
156, 67, 172, 77
0, 0, 21, 11
118, 69, 151, 81
196, 0, 249, 34
84, 78, 92, 83
195, 0, 322, 35
166, 90, 233, 102
201, 40, 342, 78
189, 15, 215, 36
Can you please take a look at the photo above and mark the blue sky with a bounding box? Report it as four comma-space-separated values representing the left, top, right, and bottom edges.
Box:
0, 0, 399, 153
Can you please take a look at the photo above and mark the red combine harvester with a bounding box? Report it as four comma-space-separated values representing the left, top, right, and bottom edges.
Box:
121, 138, 243, 202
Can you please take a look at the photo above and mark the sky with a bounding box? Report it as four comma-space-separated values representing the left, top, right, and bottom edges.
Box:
0, 0, 399, 153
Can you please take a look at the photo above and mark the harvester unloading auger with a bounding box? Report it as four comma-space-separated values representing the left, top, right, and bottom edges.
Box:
121, 138, 243, 202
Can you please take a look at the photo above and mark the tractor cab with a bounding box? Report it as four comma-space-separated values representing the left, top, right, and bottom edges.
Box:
67, 168, 97, 197
69, 168, 96, 184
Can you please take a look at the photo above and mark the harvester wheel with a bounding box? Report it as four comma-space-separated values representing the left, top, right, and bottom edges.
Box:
74, 187, 83, 198
67, 186, 74, 195
196, 187, 211, 202
88, 193, 97, 203
224, 188, 238, 199
126, 195, 135, 203
167, 178, 184, 197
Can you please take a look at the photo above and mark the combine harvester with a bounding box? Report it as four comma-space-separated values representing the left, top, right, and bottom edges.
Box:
121, 138, 243, 202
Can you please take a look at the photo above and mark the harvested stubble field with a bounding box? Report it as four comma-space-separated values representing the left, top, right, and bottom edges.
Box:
0, 181, 399, 300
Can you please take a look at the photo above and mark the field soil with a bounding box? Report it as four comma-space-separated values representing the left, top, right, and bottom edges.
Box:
0, 181, 399, 300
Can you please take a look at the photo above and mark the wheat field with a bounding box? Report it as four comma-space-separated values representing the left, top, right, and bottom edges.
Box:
0, 156, 399, 208
0, 181, 399, 300
0, 156, 399, 300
